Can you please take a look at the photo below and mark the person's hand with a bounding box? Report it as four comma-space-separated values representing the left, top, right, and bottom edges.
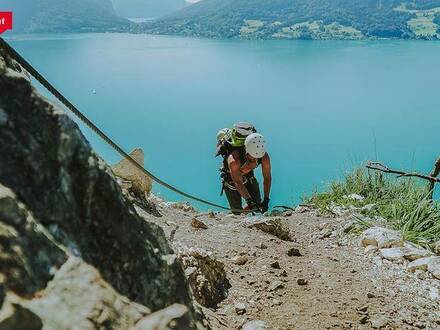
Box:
260, 198, 270, 213
245, 198, 258, 212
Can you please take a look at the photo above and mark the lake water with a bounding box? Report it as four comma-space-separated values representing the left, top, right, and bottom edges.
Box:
7, 33, 440, 210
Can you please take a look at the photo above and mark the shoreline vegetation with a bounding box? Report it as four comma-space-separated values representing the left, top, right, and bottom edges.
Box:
5, 1, 440, 40
306, 161, 440, 248
137, 1, 440, 41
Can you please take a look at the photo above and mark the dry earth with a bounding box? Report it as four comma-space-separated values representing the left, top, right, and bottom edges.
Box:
138, 200, 440, 330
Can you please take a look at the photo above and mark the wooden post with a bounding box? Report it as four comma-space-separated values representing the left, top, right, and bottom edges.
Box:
428, 157, 440, 199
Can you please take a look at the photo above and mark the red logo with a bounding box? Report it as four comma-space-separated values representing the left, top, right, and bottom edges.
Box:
0, 12, 13, 34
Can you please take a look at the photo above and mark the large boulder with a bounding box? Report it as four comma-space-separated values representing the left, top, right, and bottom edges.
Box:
0, 50, 203, 327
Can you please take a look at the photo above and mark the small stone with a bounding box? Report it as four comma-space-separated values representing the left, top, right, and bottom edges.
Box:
191, 218, 208, 229
268, 280, 285, 291
367, 292, 375, 299
287, 247, 302, 257
231, 255, 248, 266
357, 305, 368, 313
242, 320, 269, 330
257, 242, 268, 249
429, 287, 439, 300
359, 315, 369, 324
407, 256, 440, 273
272, 299, 282, 306
361, 227, 403, 249
235, 302, 246, 315
364, 245, 378, 254
297, 279, 308, 286
379, 247, 405, 262
370, 315, 388, 329
280, 270, 288, 277
344, 193, 365, 201
270, 261, 281, 269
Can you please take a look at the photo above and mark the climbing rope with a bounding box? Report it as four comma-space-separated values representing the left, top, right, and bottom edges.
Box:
0, 37, 260, 214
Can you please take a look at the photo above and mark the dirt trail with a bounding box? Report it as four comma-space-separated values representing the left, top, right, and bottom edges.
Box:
138, 202, 440, 329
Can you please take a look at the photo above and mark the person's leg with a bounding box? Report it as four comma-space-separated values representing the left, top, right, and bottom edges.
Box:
224, 186, 243, 215
246, 176, 262, 205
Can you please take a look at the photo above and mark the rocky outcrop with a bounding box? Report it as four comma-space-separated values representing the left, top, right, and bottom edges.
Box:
179, 247, 231, 309
111, 148, 153, 196
0, 52, 203, 327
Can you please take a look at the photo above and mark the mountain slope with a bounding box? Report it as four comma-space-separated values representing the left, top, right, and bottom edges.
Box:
3, 0, 131, 33
139, 0, 440, 40
112, 0, 188, 19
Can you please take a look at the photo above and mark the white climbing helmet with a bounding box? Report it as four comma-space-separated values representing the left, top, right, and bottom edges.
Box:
245, 133, 266, 159
216, 128, 230, 142
233, 122, 256, 137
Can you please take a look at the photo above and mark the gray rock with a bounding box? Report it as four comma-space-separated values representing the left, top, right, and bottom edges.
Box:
270, 261, 281, 269
379, 247, 405, 262
234, 302, 246, 315
242, 320, 269, 330
191, 217, 208, 229
287, 247, 302, 257
246, 218, 292, 241
132, 304, 191, 330
407, 256, 440, 273
231, 255, 249, 266
370, 314, 389, 328
269, 280, 285, 291
0, 53, 202, 327
297, 279, 308, 286
361, 227, 403, 248
179, 247, 230, 308
14, 257, 150, 329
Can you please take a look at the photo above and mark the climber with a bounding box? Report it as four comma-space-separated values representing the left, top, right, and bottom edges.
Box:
216, 122, 272, 215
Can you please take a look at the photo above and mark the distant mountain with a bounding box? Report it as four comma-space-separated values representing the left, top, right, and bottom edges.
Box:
138, 0, 440, 40
3, 0, 131, 33
112, 0, 188, 19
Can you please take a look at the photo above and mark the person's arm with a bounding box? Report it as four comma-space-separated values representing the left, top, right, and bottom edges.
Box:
228, 156, 252, 200
261, 153, 272, 199
260, 153, 272, 213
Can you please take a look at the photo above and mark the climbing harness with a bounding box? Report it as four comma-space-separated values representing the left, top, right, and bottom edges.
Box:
0, 37, 261, 214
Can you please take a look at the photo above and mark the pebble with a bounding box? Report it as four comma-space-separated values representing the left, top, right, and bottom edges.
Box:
359, 315, 369, 324
270, 261, 281, 269
231, 255, 248, 265
297, 279, 308, 286
257, 242, 268, 249
191, 217, 208, 229
287, 247, 302, 257
235, 302, 246, 315
268, 280, 285, 291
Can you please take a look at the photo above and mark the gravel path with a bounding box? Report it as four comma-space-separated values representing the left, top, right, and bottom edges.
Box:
138, 202, 440, 329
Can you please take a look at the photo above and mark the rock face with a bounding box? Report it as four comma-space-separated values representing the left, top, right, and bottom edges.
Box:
179, 247, 231, 308
0, 53, 202, 327
111, 148, 153, 196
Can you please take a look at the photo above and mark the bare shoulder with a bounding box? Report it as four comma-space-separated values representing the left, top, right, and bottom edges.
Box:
227, 151, 241, 170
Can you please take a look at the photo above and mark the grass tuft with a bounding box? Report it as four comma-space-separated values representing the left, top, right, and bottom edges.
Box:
306, 168, 440, 247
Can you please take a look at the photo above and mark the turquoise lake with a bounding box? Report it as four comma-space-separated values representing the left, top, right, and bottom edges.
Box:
8, 33, 440, 210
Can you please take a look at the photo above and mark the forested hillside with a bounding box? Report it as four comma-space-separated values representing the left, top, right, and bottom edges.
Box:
138, 0, 440, 40
3, 0, 131, 33
112, 0, 187, 19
